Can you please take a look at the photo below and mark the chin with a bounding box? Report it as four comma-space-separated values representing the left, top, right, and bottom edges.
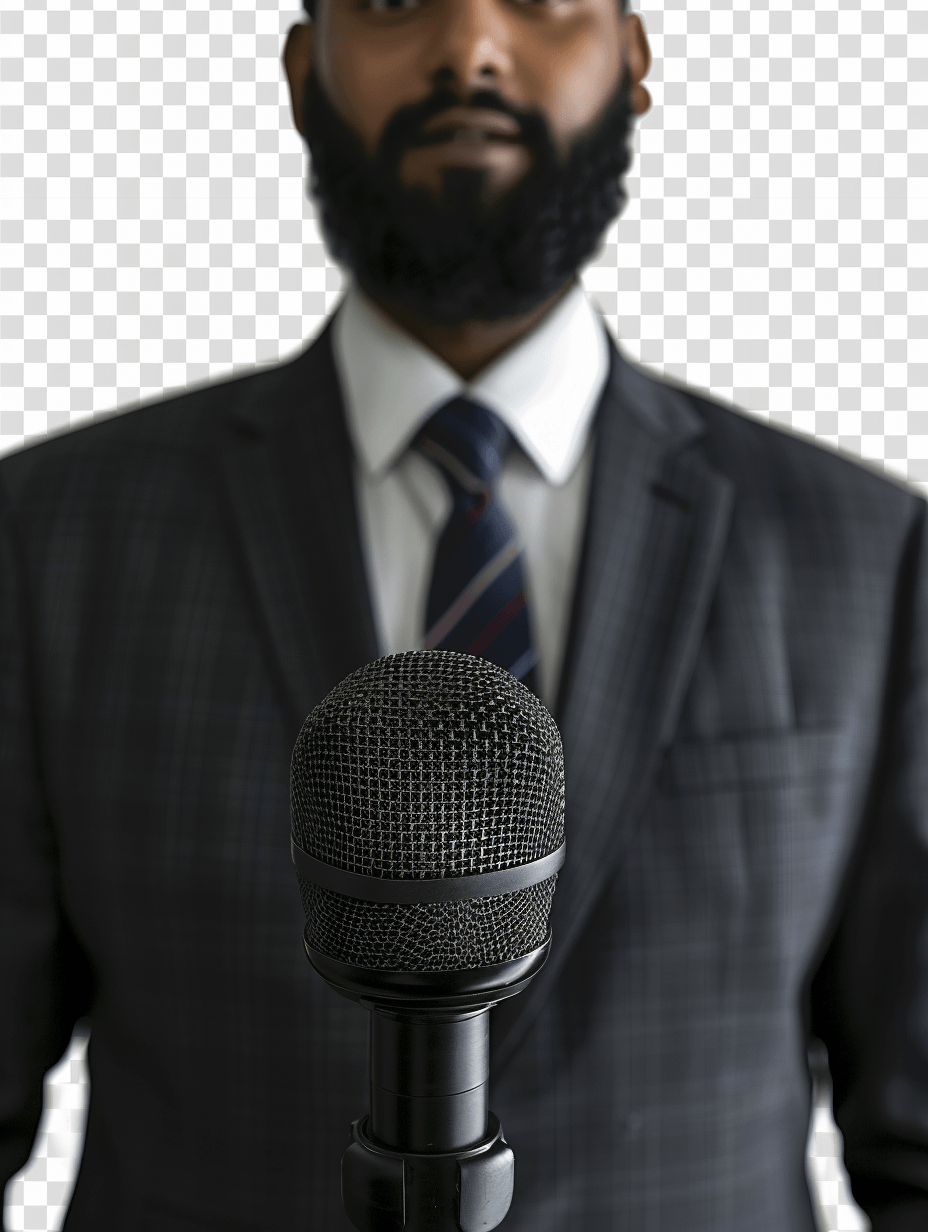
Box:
401, 152, 533, 207
399, 165, 513, 215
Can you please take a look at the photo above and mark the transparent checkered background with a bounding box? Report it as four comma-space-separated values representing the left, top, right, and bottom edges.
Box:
3, 0, 926, 1225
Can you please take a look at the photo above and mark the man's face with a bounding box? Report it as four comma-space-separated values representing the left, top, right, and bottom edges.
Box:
288, 0, 650, 199
283, 0, 651, 322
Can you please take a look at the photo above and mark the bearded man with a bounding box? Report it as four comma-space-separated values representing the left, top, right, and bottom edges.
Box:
1, 0, 927, 1229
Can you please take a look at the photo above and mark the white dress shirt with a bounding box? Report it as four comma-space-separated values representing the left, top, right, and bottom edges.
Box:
331, 282, 610, 709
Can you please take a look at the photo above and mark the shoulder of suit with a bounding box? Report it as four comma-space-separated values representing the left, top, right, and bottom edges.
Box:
0, 330, 334, 503
613, 347, 923, 522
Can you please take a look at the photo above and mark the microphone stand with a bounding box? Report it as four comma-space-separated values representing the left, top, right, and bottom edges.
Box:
305, 933, 552, 1232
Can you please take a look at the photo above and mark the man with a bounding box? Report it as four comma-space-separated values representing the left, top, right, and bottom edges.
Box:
1, 0, 926, 1227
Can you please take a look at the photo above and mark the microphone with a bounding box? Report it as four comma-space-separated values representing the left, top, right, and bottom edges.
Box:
290, 650, 565, 1232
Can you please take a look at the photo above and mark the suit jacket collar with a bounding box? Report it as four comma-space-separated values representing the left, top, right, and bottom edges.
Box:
494, 344, 735, 1068
216, 324, 379, 735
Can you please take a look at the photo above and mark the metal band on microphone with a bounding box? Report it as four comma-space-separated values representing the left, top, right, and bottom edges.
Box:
291, 836, 566, 904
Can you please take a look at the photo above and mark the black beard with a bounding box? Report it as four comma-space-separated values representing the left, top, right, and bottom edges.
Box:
302, 70, 636, 325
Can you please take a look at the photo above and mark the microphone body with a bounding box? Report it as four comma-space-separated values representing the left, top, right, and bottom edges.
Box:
349, 1007, 500, 1232
369, 1007, 488, 1153
290, 651, 565, 1232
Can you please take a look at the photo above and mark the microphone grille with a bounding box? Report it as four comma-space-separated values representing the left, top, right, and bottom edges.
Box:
290, 650, 565, 971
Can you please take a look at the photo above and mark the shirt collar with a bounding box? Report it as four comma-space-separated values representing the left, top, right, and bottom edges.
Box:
332, 280, 610, 487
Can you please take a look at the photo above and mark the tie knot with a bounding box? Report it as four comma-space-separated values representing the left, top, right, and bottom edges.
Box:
417, 397, 510, 491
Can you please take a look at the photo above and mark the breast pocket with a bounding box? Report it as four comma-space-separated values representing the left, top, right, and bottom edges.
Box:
658, 728, 844, 799
651, 728, 854, 972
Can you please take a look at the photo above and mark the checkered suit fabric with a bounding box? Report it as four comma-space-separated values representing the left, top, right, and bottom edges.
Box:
1, 331, 927, 1231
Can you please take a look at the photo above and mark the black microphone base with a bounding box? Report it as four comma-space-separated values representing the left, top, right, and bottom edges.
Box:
342, 1113, 514, 1232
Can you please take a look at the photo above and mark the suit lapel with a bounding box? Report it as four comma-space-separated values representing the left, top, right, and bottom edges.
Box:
215, 326, 379, 734
214, 326, 733, 1061
494, 347, 735, 1068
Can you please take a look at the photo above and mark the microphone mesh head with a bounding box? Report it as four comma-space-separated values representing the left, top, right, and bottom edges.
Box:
290, 650, 565, 971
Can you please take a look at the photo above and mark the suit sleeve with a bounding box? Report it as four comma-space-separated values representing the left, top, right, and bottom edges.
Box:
0, 474, 92, 1189
811, 496, 928, 1232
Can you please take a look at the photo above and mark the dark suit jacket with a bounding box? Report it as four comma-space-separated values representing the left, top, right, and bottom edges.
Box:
2, 323, 927, 1232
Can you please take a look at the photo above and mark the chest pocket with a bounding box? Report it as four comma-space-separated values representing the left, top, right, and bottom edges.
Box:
658, 728, 844, 798
648, 728, 855, 1001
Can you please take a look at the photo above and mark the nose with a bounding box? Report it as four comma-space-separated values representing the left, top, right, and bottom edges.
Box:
426, 0, 514, 95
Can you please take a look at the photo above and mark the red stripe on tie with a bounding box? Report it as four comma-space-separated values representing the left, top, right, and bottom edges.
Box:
468, 590, 526, 657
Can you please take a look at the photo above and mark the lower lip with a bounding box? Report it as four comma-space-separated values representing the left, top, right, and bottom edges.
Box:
398, 141, 533, 194
413, 138, 524, 165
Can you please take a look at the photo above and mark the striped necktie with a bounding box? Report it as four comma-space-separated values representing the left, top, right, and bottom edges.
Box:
417, 396, 538, 692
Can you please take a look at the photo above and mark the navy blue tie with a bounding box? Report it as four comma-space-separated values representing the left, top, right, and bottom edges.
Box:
417, 397, 537, 692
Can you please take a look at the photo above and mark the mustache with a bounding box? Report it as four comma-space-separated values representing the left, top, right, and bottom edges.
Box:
373, 85, 554, 168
